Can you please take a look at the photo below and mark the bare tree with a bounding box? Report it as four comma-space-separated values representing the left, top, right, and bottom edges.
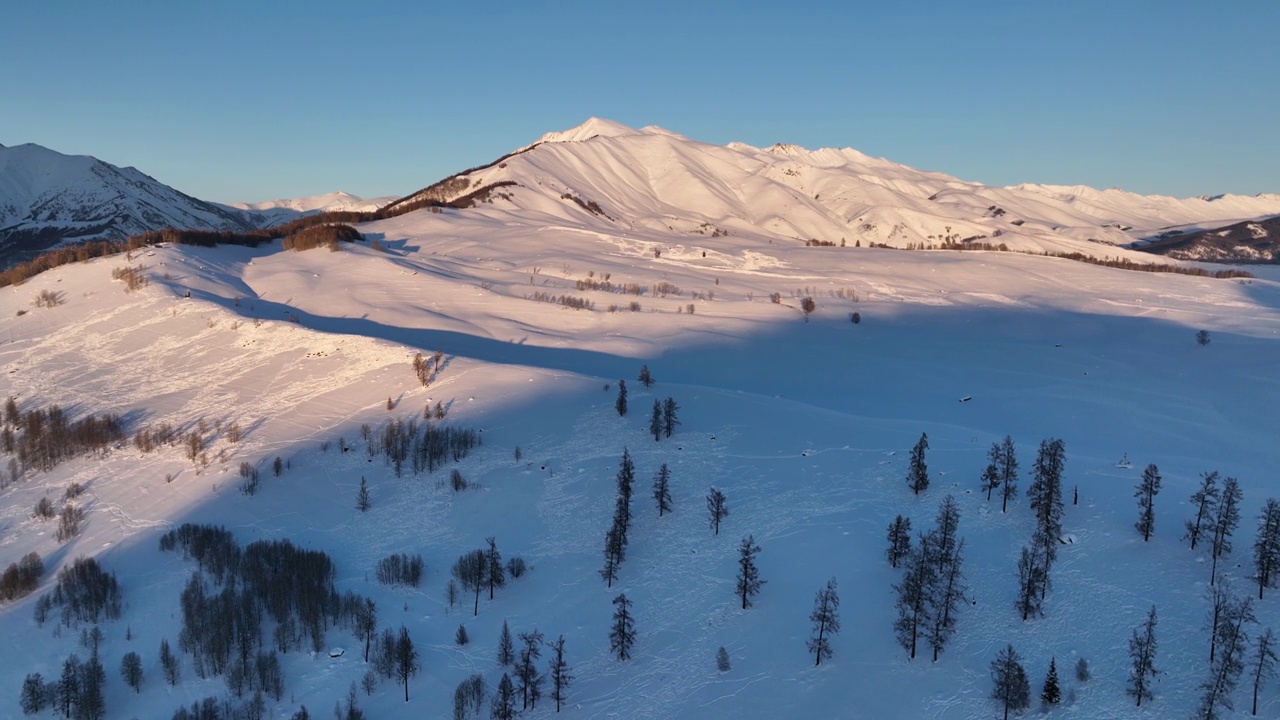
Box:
1250, 627, 1276, 716
885, 515, 912, 569
610, 594, 635, 661
1209, 477, 1244, 585
707, 487, 729, 535
736, 536, 765, 610
394, 625, 419, 702
1255, 499, 1280, 599
1134, 464, 1162, 542
990, 644, 1031, 720
1186, 471, 1221, 551
807, 578, 841, 666
653, 463, 672, 517
1127, 605, 1158, 707
451, 549, 487, 616
548, 635, 573, 713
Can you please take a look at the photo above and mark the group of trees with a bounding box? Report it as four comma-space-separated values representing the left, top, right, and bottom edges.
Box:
889, 495, 967, 661
1014, 439, 1066, 620
21, 651, 107, 719
33, 557, 122, 627
0, 551, 42, 602
451, 537, 525, 616
648, 398, 680, 441
410, 350, 445, 387
1, 397, 125, 479
486, 623, 573, 717
359, 416, 481, 477
601, 450, 637, 587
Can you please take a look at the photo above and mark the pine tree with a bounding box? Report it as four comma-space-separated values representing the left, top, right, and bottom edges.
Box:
616, 448, 635, 517
1127, 605, 1159, 706
885, 515, 912, 569
649, 400, 662, 442
980, 463, 1000, 503
1209, 476, 1244, 586
1255, 498, 1280, 599
807, 578, 841, 666
57, 654, 80, 719
516, 630, 544, 710
736, 535, 765, 610
661, 397, 680, 438
1027, 438, 1065, 541
638, 364, 653, 388
485, 536, 506, 600
548, 635, 572, 713
120, 651, 143, 693
355, 476, 371, 512
394, 625, 419, 702
615, 380, 628, 416
492, 673, 517, 720
355, 598, 377, 662
1251, 627, 1277, 717
1198, 591, 1255, 720
994, 436, 1019, 513
455, 624, 469, 646
927, 537, 967, 662
610, 593, 635, 661
600, 523, 623, 587
1134, 464, 1162, 541
1015, 543, 1046, 621
893, 533, 936, 659
990, 644, 1031, 720
20, 673, 45, 714
497, 620, 515, 667
1186, 471, 1221, 550
716, 646, 731, 672
707, 487, 729, 535
1041, 656, 1060, 706
653, 464, 672, 517
907, 433, 929, 495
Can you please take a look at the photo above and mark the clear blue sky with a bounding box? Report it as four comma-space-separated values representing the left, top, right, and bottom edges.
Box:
2, 1, 1276, 203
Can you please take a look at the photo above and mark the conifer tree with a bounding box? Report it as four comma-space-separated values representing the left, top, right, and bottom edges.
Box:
615, 380, 628, 416
451, 549, 488, 616
57, 654, 80, 718
355, 477, 371, 512
1134, 464, 1162, 541
807, 578, 841, 666
355, 598, 377, 662
120, 651, 143, 693
736, 535, 765, 610
455, 624, 469, 646
1027, 438, 1065, 542
1015, 543, 1046, 621
980, 463, 1000, 503
1186, 471, 1221, 551
927, 537, 967, 662
707, 487, 729, 535
610, 594, 635, 661
617, 449, 635, 518
548, 635, 573, 713
894, 533, 936, 659
492, 674, 517, 720
497, 620, 515, 667
485, 537, 506, 600
600, 523, 623, 588
653, 463, 672, 517
885, 515, 912, 569
907, 433, 929, 495
1254, 498, 1280, 599
994, 436, 1019, 513
516, 630, 544, 710
1251, 627, 1277, 717
394, 625, 419, 702
19, 672, 45, 714
1041, 657, 1060, 706
1127, 605, 1159, 707
662, 397, 680, 438
1209, 476, 1244, 586
650, 400, 662, 442
990, 644, 1031, 720
1198, 591, 1255, 720
638, 364, 653, 388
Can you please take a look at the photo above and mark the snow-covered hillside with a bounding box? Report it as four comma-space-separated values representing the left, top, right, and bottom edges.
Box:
0, 143, 259, 262
385, 118, 1280, 259
2, 178, 1279, 720
226, 191, 397, 227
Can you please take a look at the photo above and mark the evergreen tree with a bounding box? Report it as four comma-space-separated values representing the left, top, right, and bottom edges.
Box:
907, 433, 929, 495
1027, 438, 1065, 545
1015, 543, 1047, 620
716, 646, 731, 672
497, 620, 515, 667
615, 380, 628, 416
610, 593, 635, 661
159, 638, 180, 685
516, 630, 544, 710
548, 635, 572, 713
1041, 656, 1060, 706
1198, 591, 1255, 720
616, 449, 635, 517
355, 598, 377, 662
653, 463, 672, 517
394, 625, 419, 702
994, 436, 1019, 513
355, 477, 371, 512
990, 644, 1031, 720
57, 654, 80, 719
638, 364, 653, 388
893, 533, 936, 659
649, 400, 662, 442
485, 537, 506, 600
736, 535, 765, 610
807, 578, 841, 666
662, 397, 680, 438
980, 463, 1000, 503
1251, 627, 1277, 717
1127, 605, 1159, 707
707, 487, 729, 535
885, 515, 912, 569
1254, 498, 1280, 599
600, 523, 623, 588
20, 673, 46, 715
927, 537, 967, 662
1186, 471, 1221, 550
492, 673, 517, 720
1134, 463, 1162, 541
120, 651, 143, 693
1209, 476, 1244, 586
455, 624, 469, 646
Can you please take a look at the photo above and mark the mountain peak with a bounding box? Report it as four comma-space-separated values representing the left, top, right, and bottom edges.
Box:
535, 117, 641, 145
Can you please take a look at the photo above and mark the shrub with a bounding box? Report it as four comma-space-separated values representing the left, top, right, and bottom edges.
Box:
64, 481, 85, 500
34, 289, 63, 308
851, 312, 861, 324
1196, 329, 1211, 346
450, 469, 469, 492
801, 297, 816, 318
716, 646, 731, 672
34, 497, 55, 519
111, 264, 148, 292
455, 624, 469, 646
280, 224, 361, 252
56, 504, 84, 542
37, 556, 122, 626
506, 556, 527, 579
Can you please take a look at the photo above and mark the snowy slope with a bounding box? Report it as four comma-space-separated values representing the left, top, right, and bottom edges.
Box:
225, 191, 397, 226
2, 187, 1280, 720
0, 143, 259, 262
388, 118, 1280, 259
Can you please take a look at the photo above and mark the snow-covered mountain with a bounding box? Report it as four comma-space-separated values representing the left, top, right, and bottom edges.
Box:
2, 119, 1280, 719
225, 191, 396, 226
0, 143, 259, 262
383, 118, 1280, 261
1138, 214, 1280, 262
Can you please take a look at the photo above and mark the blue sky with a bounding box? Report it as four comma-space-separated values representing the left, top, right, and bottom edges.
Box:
2, 1, 1276, 202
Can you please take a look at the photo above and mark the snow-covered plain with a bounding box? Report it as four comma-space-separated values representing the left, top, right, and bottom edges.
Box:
2, 123, 1280, 720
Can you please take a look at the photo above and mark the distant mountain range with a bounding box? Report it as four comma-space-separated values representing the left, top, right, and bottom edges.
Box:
3, 122, 1278, 266
0, 143, 389, 265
